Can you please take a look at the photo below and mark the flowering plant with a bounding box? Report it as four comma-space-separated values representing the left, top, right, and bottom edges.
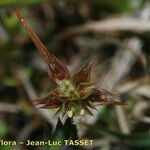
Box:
14, 8, 125, 118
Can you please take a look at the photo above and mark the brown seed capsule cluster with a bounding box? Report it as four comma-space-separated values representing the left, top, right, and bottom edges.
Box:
14, 8, 126, 118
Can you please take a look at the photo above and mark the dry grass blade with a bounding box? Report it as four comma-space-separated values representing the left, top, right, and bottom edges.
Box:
52, 17, 150, 45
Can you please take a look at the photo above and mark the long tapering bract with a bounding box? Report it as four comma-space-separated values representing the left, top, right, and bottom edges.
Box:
14, 8, 70, 81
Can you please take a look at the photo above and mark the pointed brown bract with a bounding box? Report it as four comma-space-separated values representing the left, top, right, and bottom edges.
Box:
33, 91, 60, 109
45, 56, 70, 81
13, 8, 70, 82
77, 82, 94, 99
90, 89, 126, 106
73, 60, 92, 84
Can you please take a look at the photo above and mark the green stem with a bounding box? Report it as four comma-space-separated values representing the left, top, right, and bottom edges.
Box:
0, 0, 47, 7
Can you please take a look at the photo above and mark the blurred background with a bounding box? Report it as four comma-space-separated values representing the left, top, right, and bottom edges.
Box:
0, 0, 150, 150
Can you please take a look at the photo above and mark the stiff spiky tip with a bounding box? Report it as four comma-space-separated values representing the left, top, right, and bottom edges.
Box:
14, 8, 127, 119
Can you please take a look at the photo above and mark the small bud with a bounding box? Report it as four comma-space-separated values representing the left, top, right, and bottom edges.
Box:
80, 109, 85, 116
67, 110, 73, 118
